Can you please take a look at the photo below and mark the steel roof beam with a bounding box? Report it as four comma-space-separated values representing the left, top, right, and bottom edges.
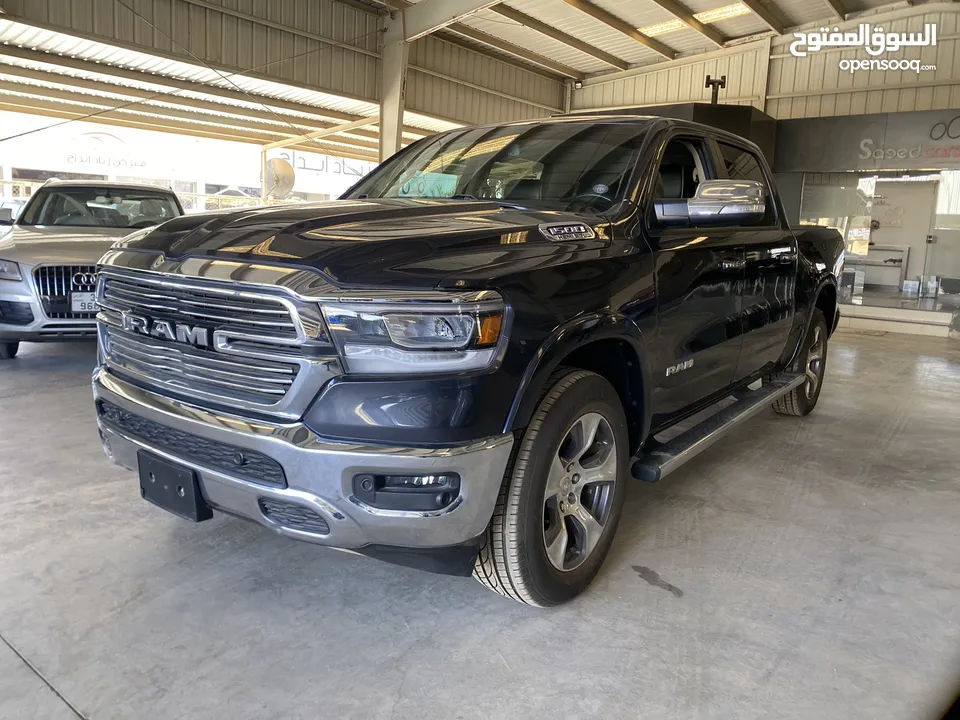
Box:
561, 0, 676, 60
401, 0, 505, 41
446, 24, 584, 79
647, 0, 727, 48
822, 0, 847, 21
262, 116, 379, 151
0, 95, 380, 161
489, 5, 630, 71
0, 82, 382, 153
376, 0, 583, 79
0, 45, 430, 138
0, 62, 400, 142
737, 0, 785, 35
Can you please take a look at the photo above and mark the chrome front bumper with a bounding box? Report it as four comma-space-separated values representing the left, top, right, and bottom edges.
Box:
93, 368, 513, 550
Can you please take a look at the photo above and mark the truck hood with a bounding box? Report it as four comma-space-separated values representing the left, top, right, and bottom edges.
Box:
120, 198, 608, 288
0, 225, 132, 266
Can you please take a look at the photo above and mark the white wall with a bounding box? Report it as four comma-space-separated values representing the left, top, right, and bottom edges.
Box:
767, 4, 960, 119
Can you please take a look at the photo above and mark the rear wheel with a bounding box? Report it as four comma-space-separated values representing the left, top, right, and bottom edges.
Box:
474, 368, 629, 606
0, 341, 19, 359
772, 309, 827, 417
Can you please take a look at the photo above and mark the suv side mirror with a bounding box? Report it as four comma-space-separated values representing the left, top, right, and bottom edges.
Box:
654, 180, 766, 228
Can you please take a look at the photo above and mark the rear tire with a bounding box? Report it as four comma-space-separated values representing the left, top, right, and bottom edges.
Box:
773, 309, 828, 417
474, 368, 629, 606
0, 341, 19, 359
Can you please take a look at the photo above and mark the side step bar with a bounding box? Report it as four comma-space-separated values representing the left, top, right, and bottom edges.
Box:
631, 373, 805, 483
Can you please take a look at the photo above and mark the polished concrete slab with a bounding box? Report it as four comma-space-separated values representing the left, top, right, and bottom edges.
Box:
1, 332, 959, 720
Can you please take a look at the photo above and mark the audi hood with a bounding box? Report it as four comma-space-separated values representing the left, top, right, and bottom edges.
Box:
0, 225, 136, 267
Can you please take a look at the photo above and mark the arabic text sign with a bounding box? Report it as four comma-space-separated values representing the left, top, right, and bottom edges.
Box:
789, 23, 937, 58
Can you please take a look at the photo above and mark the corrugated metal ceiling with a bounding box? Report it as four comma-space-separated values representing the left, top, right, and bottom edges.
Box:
0, 15, 459, 157
443, 0, 904, 78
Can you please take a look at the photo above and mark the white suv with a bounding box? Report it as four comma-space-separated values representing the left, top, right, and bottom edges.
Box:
0, 181, 183, 359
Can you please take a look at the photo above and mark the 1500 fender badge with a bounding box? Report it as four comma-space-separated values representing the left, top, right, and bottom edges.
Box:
539, 223, 596, 242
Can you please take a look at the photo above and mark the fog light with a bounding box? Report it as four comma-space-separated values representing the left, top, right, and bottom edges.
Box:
382, 474, 456, 489
353, 473, 461, 511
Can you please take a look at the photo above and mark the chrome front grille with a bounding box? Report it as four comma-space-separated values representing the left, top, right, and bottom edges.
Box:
103, 329, 300, 406
96, 268, 338, 418
34, 265, 98, 320
100, 272, 299, 341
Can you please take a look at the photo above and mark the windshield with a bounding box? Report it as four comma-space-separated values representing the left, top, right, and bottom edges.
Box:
19, 187, 182, 228
345, 122, 648, 213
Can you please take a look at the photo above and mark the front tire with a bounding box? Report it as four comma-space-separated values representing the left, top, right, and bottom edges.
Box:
0, 341, 19, 359
772, 309, 828, 417
474, 368, 629, 606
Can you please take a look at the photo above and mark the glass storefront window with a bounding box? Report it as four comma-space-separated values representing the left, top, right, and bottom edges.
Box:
800, 170, 960, 312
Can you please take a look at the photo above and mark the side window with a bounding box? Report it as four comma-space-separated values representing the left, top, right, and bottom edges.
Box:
716, 141, 776, 225
716, 142, 766, 184
653, 139, 708, 201
649, 138, 712, 229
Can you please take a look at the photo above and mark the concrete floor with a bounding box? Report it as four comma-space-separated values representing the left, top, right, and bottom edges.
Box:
1, 332, 959, 720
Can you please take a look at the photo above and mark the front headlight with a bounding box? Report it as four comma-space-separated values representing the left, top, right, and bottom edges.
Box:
0, 259, 21, 281
321, 292, 508, 374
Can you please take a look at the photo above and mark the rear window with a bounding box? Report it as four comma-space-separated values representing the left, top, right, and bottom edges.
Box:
20, 187, 182, 228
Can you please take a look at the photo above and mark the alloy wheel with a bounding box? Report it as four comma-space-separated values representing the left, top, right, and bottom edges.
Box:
805, 325, 825, 399
542, 412, 618, 572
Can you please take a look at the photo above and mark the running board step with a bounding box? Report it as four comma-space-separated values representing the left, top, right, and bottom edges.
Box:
631, 374, 805, 483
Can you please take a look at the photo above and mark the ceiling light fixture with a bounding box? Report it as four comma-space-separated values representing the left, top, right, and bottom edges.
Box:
639, 2, 752, 38
695, 2, 753, 23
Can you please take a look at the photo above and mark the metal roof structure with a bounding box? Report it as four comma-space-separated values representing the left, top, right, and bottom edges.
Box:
373, 0, 903, 80
0, 0, 935, 162
0, 15, 458, 162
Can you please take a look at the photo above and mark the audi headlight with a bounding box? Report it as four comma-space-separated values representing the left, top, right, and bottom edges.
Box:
0, 259, 21, 281
321, 292, 508, 374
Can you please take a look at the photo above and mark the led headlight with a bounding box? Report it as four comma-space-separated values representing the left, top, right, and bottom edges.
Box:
321, 292, 507, 374
0, 259, 21, 281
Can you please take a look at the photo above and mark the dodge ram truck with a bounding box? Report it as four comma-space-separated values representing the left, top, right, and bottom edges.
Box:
92, 116, 843, 606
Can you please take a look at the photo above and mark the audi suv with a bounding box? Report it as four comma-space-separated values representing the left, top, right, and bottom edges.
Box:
0, 181, 183, 359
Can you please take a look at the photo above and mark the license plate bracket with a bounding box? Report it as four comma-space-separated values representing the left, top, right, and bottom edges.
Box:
138, 451, 212, 522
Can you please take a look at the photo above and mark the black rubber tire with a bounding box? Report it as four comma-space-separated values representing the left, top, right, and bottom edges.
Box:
473, 368, 629, 606
0, 341, 19, 359
772, 309, 828, 417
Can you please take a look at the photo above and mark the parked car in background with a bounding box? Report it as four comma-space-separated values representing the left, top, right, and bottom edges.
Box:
0, 199, 25, 223
0, 181, 183, 359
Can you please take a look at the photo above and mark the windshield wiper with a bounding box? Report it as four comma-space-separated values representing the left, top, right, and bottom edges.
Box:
448, 194, 526, 210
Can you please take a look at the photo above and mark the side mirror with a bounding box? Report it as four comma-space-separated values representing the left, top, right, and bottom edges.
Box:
654, 180, 766, 228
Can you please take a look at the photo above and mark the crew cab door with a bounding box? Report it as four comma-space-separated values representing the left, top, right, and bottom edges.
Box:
710, 140, 797, 381
643, 137, 744, 430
